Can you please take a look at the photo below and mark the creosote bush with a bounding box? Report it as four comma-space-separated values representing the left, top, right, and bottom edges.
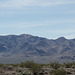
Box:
50, 62, 60, 69
53, 69, 66, 75
0, 63, 3, 67
19, 61, 42, 75
64, 62, 75, 68
20, 61, 36, 68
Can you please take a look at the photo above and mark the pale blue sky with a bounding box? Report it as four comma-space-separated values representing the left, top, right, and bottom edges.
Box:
0, 0, 75, 39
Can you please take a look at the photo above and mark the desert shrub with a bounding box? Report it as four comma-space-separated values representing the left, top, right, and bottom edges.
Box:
20, 61, 35, 68
16, 67, 23, 73
2, 65, 8, 70
53, 69, 66, 75
30, 63, 42, 73
39, 64, 47, 67
0, 63, 3, 67
50, 62, 60, 69
11, 64, 19, 67
19, 61, 42, 74
64, 62, 75, 68
50, 70, 55, 75
6, 66, 14, 71
66, 72, 72, 74
18, 71, 31, 75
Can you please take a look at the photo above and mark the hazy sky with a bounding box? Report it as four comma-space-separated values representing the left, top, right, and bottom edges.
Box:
0, 0, 75, 39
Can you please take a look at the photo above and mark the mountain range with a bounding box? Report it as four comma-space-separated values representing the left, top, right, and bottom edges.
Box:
0, 34, 75, 64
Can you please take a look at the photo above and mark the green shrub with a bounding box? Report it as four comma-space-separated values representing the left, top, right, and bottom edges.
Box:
50, 63, 60, 69
30, 63, 42, 73
11, 64, 19, 67
0, 63, 3, 67
19, 61, 42, 74
54, 69, 66, 75
20, 61, 35, 68
18, 71, 31, 75
64, 62, 75, 68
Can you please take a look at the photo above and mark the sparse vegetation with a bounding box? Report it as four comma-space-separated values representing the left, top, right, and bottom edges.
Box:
0, 63, 3, 67
0, 61, 75, 75
50, 62, 60, 69
64, 62, 75, 68
53, 69, 66, 75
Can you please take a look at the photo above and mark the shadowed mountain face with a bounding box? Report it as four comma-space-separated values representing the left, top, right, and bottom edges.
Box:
0, 34, 75, 63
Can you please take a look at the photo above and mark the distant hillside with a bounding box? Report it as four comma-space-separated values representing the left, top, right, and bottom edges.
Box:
0, 34, 75, 63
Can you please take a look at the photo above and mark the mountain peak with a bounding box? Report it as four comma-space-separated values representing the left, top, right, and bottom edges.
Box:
56, 37, 67, 42
0, 34, 75, 64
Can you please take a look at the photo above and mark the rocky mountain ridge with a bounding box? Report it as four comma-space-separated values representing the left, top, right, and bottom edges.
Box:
0, 34, 75, 63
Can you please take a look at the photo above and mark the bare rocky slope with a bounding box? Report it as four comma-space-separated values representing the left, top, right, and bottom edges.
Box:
0, 34, 75, 63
